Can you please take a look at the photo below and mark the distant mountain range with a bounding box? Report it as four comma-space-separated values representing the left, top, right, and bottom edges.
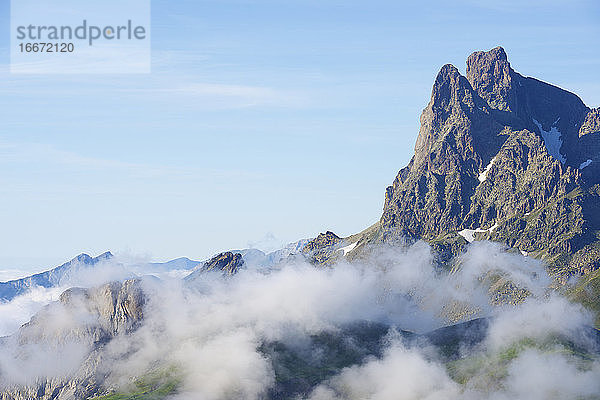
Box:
0, 252, 113, 301
0, 239, 311, 302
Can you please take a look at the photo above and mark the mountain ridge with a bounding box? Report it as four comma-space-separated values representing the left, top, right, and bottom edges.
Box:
0, 252, 114, 302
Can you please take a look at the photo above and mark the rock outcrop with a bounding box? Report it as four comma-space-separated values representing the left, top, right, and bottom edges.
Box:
300, 231, 343, 265
185, 251, 245, 280
0, 279, 145, 400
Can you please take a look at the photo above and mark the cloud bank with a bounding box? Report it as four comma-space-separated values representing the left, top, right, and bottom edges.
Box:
0, 240, 598, 400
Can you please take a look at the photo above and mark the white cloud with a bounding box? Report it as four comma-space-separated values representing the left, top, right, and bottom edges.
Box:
498, 349, 600, 400
0, 240, 598, 399
0, 286, 66, 336
486, 296, 593, 351
309, 339, 460, 400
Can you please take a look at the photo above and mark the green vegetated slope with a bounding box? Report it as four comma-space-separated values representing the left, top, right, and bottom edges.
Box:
91, 368, 180, 400
91, 320, 600, 400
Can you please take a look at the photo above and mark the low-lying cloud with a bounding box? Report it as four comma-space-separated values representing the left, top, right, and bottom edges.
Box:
0, 286, 65, 336
0, 240, 598, 399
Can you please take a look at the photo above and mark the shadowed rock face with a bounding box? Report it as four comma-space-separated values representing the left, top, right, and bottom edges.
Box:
381, 46, 600, 276
186, 251, 245, 278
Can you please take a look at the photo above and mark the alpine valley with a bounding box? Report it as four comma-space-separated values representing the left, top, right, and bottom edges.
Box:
2, 47, 600, 400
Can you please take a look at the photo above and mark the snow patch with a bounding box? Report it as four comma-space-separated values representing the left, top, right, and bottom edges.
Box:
524, 212, 531, 216
340, 242, 358, 256
520, 249, 529, 257
458, 223, 498, 243
579, 159, 593, 169
532, 118, 566, 164
478, 156, 497, 183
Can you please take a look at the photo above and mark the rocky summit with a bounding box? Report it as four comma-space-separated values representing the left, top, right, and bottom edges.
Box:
185, 251, 245, 279
0, 279, 144, 400
375, 46, 600, 277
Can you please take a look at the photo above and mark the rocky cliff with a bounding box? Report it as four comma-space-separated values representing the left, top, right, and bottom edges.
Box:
0, 279, 145, 400
185, 251, 245, 280
378, 47, 600, 277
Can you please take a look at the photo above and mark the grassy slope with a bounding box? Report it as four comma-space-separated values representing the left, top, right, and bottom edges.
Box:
91, 368, 180, 400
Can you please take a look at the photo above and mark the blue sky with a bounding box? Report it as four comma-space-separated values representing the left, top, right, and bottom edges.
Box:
0, 0, 599, 273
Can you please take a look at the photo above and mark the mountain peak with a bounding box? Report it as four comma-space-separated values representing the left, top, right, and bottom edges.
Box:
466, 46, 516, 112
303, 231, 341, 253
0, 251, 116, 301
202, 252, 245, 276
380, 46, 600, 279
429, 64, 465, 103
469, 46, 507, 63
95, 251, 114, 261
71, 251, 113, 265
412, 57, 499, 170
436, 63, 460, 79
72, 253, 93, 264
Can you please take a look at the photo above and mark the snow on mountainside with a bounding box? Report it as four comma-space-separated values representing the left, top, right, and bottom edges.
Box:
478, 156, 496, 183
378, 46, 600, 281
532, 118, 566, 163
580, 159, 593, 169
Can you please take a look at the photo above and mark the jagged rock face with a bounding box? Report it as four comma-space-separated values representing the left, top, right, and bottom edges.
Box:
466, 47, 516, 113
201, 251, 245, 276
302, 231, 341, 253
59, 279, 145, 337
466, 46, 593, 166
580, 108, 600, 137
0, 279, 145, 400
382, 47, 600, 275
385, 61, 506, 239
414, 63, 504, 170
301, 231, 343, 265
